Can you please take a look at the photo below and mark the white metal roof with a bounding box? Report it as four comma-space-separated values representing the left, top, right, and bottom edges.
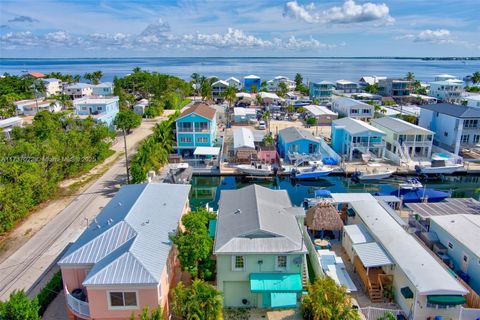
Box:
340, 194, 467, 296
332, 117, 385, 136
429, 214, 480, 258
304, 104, 338, 116
259, 92, 281, 100
336, 80, 356, 85
353, 242, 393, 268
226, 77, 240, 83
233, 127, 255, 150
73, 96, 119, 105
193, 146, 220, 156
371, 117, 433, 135
244, 74, 260, 79
58, 183, 191, 286
343, 224, 374, 244
233, 107, 256, 116
0, 116, 23, 128
212, 80, 229, 87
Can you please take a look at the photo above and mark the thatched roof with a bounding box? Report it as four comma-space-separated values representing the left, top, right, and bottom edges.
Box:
306, 203, 343, 231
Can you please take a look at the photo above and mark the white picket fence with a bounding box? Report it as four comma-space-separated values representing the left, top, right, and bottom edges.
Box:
359, 307, 404, 320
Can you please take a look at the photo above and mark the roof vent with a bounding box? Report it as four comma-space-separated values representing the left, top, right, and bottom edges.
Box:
163, 202, 167, 206
234, 209, 242, 215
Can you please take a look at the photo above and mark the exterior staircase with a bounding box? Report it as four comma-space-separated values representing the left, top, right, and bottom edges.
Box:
302, 255, 309, 289
369, 283, 384, 303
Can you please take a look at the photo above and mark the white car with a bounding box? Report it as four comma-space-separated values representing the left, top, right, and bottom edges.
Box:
258, 120, 267, 130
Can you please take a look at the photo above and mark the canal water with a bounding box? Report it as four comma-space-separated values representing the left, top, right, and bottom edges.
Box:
189, 175, 480, 210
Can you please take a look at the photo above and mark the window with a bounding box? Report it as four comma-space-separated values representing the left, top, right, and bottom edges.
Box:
463, 255, 468, 262
461, 135, 470, 144
98, 107, 103, 111
415, 135, 423, 142
180, 137, 192, 143
195, 122, 209, 131
448, 242, 454, 249
276, 256, 287, 271
444, 131, 448, 137
232, 256, 245, 271
362, 109, 370, 114
464, 120, 478, 128
474, 135, 480, 144
197, 137, 208, 143
351, 109, 358, 114
426, 135, 433, 141
108, 291, 137, 309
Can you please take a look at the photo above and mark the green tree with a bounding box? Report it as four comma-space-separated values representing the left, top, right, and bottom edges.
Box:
302, 277, 360, 320
262, 134, 275, 146
260, 80, 268, 90
405, 72, 415, 81
130, 305, 162, 320
171, 208, 214, 279
277, 82, 288, 97
171, 280, 223, 320
201, 81, 212, 101
113, 110, 142, 133
471, 71, 480, 85
306, 117, 317, 126
377, 311, 396, 320
295, 73, 303, 88
249, 84, 258, 93
262, 110, 270, 133
0, 290, 40, 320
222, 86, 237, 109
365, 83, 379, 94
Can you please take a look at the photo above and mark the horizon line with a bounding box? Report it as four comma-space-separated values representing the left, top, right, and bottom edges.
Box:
1, 56, 480, 60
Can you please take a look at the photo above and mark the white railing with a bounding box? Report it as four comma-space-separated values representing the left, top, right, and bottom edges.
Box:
460, 306, 480, 319
359, 307, 405, 320
303, 226, 325, 278
65, 287, 90, 318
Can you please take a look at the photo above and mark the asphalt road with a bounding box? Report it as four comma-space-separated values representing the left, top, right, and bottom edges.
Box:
0, 119, 161, 300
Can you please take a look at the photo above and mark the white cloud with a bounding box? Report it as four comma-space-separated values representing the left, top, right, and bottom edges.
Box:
396, 29, 453, 44
283, 0, 394, 25
0, 19, 340, 52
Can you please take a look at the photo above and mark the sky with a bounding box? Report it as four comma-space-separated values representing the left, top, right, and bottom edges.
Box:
0, 0, 479, 58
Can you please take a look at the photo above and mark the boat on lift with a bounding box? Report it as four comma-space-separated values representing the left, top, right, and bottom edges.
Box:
415, 154, 463, 175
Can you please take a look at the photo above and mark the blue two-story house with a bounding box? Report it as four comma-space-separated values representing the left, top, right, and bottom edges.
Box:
175, 103, 217, 157
92, 82, 114, 96
309, 81, 334, 101
73, 96, 119, 129
244, 75, 261, 93
277, 127, 321, 162
331, 117, 386, 161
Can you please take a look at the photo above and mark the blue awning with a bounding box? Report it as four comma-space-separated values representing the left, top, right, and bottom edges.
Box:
271, 293, 298, 308
250, 273, 302, 293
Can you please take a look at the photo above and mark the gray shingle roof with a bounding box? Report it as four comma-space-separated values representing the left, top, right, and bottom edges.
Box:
58, 183, 191, 286
421, 103, 480, 118
214, 185, 306, 254
278, 126, 318, 144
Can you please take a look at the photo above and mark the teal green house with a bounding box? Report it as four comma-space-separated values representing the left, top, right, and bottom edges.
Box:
213, 185, 307, 309
175, 103, 217, 157
309, 81, 334, 101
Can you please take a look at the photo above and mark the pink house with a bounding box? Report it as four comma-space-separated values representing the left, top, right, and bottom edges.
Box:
257, 145, 279, 164
58, 183, 191, 320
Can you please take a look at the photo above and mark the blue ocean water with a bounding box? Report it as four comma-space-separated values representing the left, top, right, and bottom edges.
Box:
1, 57, 479, 83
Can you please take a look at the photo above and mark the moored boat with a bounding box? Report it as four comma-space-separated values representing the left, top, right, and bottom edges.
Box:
399, 178, 423, 190
352, 169, 395, 181
236, 163, 272, 176
415, 155, 463, 175
291, 165, 334, 180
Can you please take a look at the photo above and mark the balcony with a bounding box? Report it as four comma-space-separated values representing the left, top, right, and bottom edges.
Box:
65, 287, 90, 319
352, 141, 386, 148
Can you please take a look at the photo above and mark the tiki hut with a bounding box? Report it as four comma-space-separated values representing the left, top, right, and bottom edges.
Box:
306, 203, 344, 238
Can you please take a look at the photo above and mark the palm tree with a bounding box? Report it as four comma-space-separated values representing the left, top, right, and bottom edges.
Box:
132, 66, 142, 74
92, 70, 103, 84
222, 86, 236, 109
262, 111, 270, 133
302, 277, 360, 320
73, 75, 81, 83
295, 73, 303, 88
171, 280, 223, 320
406, 72, 415, 81
471, 71, 480, 85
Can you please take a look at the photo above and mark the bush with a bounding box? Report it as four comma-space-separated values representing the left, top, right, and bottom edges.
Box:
36, 272, 62, 315
0, 290, 40, 320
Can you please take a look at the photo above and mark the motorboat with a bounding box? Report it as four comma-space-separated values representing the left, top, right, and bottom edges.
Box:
351, 169, 395, 181
236, 162, 272, 176
379, 187, 449, 203
291, 165, 334, 180
399, 178, 423, 190
415, 155, 463, 175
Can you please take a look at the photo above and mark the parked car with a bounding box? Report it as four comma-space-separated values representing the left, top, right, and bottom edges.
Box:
258, 120, 267, 130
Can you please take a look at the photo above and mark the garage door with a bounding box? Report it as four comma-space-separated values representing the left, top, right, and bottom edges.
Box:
223, 281, 256, 307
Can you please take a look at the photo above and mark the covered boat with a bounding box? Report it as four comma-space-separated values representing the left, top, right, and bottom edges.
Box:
379, 187, 449, 203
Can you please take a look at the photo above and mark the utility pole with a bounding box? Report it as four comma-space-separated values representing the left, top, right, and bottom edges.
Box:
123, 129, 130, 184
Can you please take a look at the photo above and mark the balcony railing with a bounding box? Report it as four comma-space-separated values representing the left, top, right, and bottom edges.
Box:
352, 141, 386, 148
65, 287, 90, 318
